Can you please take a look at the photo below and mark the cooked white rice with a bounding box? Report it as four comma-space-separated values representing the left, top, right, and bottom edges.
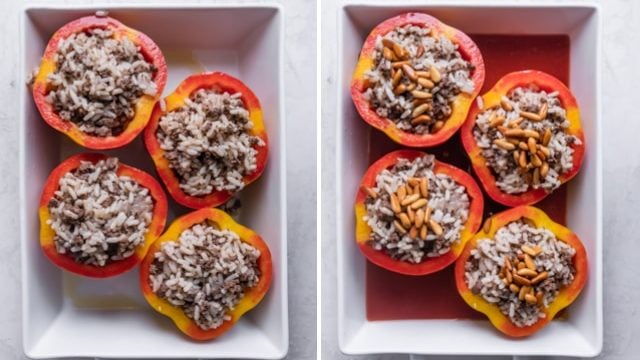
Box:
464, 220, 576, 327
473, 87, 580, 194
45, 28, 158, 137
149, 222, 261, 330
363, 24, 474, 134
47, 157, 154, 266
363, 155, 470, 263
157, 89, 265, 197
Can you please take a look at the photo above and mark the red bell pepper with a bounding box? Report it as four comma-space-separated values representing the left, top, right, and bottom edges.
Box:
31, 15, 167, 150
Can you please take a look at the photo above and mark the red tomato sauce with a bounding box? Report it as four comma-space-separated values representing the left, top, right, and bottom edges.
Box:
365, 34, 570, 321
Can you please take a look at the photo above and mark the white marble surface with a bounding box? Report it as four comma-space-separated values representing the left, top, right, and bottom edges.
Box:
0, 0, 316, 359
321, 0, 637, 359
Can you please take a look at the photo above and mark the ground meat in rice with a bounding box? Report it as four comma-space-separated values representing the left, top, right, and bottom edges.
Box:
472, 87, 581, 194
47, 157, 154, 267
464, 220, 576, 327
363, 24, 475, 134
45, 28, 158, 137
156, 89, 265, 197
363, 155, 470, 263
148, 222, 261, 330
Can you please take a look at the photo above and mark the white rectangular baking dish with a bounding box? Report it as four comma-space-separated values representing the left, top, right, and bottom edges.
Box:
336, 2, 602, 357
20, 3, 288, 359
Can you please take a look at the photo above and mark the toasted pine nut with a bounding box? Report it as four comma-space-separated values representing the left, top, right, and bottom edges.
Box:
392, 42, 407, 59
411, 198, 428, 210
517, 262, 526, 270
505, 129, 526, 137
517, 268, 538, 278
531, 153, 543, 167
416, 70, 430, 78
394, 84, 407, 95
542, 128, 552, 146
415, 208, 425, 228
505, 270, 513, 284
381, 38, 396, 49
407, 206, 415, 223
525, 293, 538, 305
391, 60, 410, 69
531, 271, 549, 285
524, 254, 536, 271
400, 194, 420, 206
513, 150, 520, 165
394, 220, 407, 234
363, 186, 377, 199
420, 177, 428, 197
383, 47, 396, 61
519, 286, 530, 300
422, 206, 431, 222
505, 257, 513, 271
420, 224, 427, 240
412, 103, 430, 118
489, 114, 505, 128
538, 145, 550, 158
540, 162, 549, 178
402, 64, 417, 81
513, 274, 531, 286
527, 137, 537, 154
508, 117, 524, 128
521, 245, 539, 257
411, 90, 432, 99
500, 97, 513, 111
410, 115, 431, 126
415, 43, 425, 58
406, 82, 417, 92
392, 68, 403, 87
494, 139, 516, 151
397, 185, 406, 201
408, 177, 420, 187
537, 149, 546, 160
532, 167, 540, 185
398, 213, 411, 229
506, 138, 520, 145
417, 77, 435, 89
390, 193, 401, 213
520, 111, 542, 121
432, 121, 445, 132
482, 217, 492, 233
409, 226, 418, 239
523, 129, 540, 139
412, 98, 431, 108
509, 284, 520, 293
519, 151, 527, 168
539, 102, 548, 119
429, 219, 443, 236
536, 291, 544, 305
429, 66, 441, 83
518, 141, 529, 151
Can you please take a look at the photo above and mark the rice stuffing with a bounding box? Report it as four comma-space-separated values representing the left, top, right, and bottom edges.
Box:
47, 157, 154, 266
472, 87, 581, 194
148, 222, 261, 330
45, 28, 158, 137
156, 89, 265, 197
464, 220, 576, 327
363, 155, 470, 263
363, 24, 475, 134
